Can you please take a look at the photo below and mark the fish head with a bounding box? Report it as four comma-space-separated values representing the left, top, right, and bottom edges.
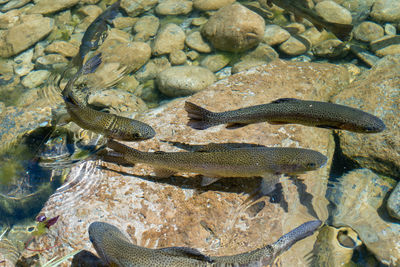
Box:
277, 148, 327, 174
117, 121, 156, 141
347, 113, 386, 133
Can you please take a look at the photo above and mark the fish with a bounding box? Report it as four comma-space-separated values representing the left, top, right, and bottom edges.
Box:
266, 0, 353, 41
61, 54, 156, 141
106, 139, 327, 179
185, 98, 385, 133
87, 220, 322, 266
72, 0, 121, 68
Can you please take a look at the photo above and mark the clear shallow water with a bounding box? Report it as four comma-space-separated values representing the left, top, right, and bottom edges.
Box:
0, 0, 398, 266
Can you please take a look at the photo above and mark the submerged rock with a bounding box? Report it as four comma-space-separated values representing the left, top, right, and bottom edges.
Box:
26, 60, 352, 266
201, 3, 265, 52
27, 0, 79, 15
333, 55, 400, 177
387, 182, 400, 220
327, 168, 399, 266
371, 0, 400, 22
152, 23, 186, 56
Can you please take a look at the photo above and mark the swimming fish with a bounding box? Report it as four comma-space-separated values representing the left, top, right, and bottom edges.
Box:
61, 54, 156, 141
72, 0, 121, 67
106, 139, 327, 179
185, 98, 385, 133
88, 220, 322, 266
266, 0, 353, 41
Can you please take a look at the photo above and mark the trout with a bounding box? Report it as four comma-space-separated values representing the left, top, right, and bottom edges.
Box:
266, 0, 353, 41
185, 98, 385, 133
88, 220, 322, 266
106, 139, 327, 178
61, 54, 156, 141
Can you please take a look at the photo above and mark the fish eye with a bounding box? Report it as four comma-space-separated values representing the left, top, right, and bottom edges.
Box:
307, 162, 316, 168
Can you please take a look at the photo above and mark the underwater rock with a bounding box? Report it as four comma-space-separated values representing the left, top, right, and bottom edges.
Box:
279, 36, 311, 56
44, 40, 79, 58
201, 3, 265, 52
315, 1, 352, 24
21, 70, 50, 89
333, 55, 400, 177
133, 15, 160, 42
387, 182, 400, 220
155, 0, 193, 15
185, 31, 212, 53
231, 43, 278, 73
193, 0, 235, 11
152, 23, 186, 56
311, 225, 362, 267
27, 0, 79, 15
0, 14, 54, 58
121, 0, 158, 17
312, 39, 349, 58
156, 65, 216, 97
0, 9, 21, 29
1, 0, 30, 12
28, 59, 353, 266
353, 21, 384, 42
371, 35, 400, 57
200, 53, 231, 72
262, 25, 291, 46
169, 50, 187, 66
371, 0, 400, 22
327, 168, 399, 266
135, 57, 171, 83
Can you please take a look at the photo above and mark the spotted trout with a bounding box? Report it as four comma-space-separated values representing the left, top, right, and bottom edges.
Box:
88, 220, 322, 266
72, 0, 121, 67
185, 98, 385, 133
61, 54, 156, 141
266, 0, 353, 41
106, 139, 327, 178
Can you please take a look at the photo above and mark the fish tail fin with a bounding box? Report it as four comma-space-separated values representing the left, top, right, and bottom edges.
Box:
184, 101, 219, 130
106, 139, 141, 161
271, 220, 322, 257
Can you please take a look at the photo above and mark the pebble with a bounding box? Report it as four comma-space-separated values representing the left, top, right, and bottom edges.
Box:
387, 182, 400, 220
312, 39, 349, 58
21, 70, 50, 89
0, 14, 54, 58
152, 23, 185, 56
156, 65, 216, 97
113, 17, 138, 30
0, 9, 21, 29
279, 36, 311, 56
185, 31, 212, 53
353, 21, 384, 42
301, 27, 324, 46
315, 1, 352, 24
13, 48, 34, 76
27, 0, 80, 15
120, 0, 158, 17
35, 54, 68, 70
135, 57, 171, 83
263, 25, 290, 46
44, 41, 78, 58
370, 35, 400, 57
193, 0, 235, 11
1, 0, 30, 12
187, 50, 199, 60
371, 0, 400, 22
169, 50, 187, 65
350, 45, 380, 67
285, 22, 306, 34
201, 3, 265, 52
133, 15, 159, 42
384, 23, 396, 35
191, 17, 208, 26
200, 53, 231, 72
155, 0, 193, 15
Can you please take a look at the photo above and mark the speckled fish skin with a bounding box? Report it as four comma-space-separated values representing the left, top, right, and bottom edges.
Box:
185, 98, 385, 133
73, 0, 121, 67
267, 0, 353, 41
88, 220, 322, 267
107, 140, 327, 176
62, 55, 156, 141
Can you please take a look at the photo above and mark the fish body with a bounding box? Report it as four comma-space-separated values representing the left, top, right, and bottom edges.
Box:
267, 0, 353, 41
107, 140, 327, 177
185, 98, 385, 133
88, 220, 322, 267
73, 1, 121, 67
62, 54, 155, 141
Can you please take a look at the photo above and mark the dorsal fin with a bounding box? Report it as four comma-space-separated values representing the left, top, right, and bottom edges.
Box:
159, 247, 213, 262
270, 98, 300, 104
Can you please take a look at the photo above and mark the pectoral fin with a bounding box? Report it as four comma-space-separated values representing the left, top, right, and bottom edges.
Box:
154, 168, 176, 178
201, 176, 221, 186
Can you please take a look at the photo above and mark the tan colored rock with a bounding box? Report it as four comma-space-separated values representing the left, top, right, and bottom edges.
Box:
185, 31, 212, 53
112, 17, 138, 29
0, 15, 54, 58
201, 53, 231, 72
353, 21, 384, 42
315, 1, 352, 24
201, 3, 265, 52
193, 0, 235, 11
328, 169, 399, 266
169, 49, 187, 65
1, 0, 30, 12
45, 41, 79, 58
263, 24, 290, 46
121, 0, 158, 17
155, 0, 193, 15
26, 60, 352, 266
152, 23, 186, 55
21, 70, 50, 89
312, 39, 349, 58
27, 0, 80, 15
371, 0, 400, 22
133, 15, 159, 42
0, 9, 21, 29
333, 55, 400, 178
279, 36, 310, 56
